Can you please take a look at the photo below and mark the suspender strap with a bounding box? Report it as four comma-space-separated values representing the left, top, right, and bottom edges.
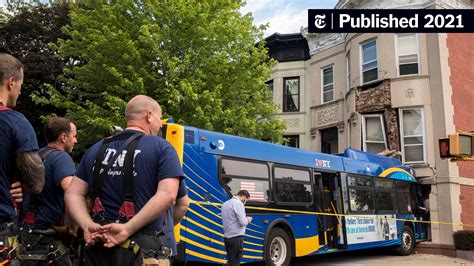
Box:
118, 135, 141, 220
90, 132, 144, 215
23, 148, 59, 225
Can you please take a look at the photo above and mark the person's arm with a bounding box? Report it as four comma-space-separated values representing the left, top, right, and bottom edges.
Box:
65, 176, 102, 245
16, 151, 44, 193
101, 177, 179, 247
60, 176, 78, 234
173, 194, 189, 226
60, 176, 74, 191
233, 201, 249, 227
10, 181, 23, 203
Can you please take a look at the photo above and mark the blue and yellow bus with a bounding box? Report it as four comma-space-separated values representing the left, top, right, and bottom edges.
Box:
161, 120, 429, 265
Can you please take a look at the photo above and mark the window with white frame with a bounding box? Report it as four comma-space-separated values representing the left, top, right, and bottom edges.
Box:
399, 108, 425, 163
397, 33, 419, 76
283, 77, 299, 112
321, 66, 334, 103
362, 114, 387, 154
361, 40, 378, 84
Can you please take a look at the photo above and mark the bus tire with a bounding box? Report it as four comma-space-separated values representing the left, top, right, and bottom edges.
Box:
398, 225, 415, 256
265, 227, 292, 266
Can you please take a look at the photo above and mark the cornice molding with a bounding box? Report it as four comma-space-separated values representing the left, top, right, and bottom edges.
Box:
301, 27, 347, 56
335, 0, 473, 10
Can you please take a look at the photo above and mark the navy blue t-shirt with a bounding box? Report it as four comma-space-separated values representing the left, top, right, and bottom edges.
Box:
21, 147, 76, 229
163, 179, 188, 255
0, 107, 38, 223
75, 130, 184, 231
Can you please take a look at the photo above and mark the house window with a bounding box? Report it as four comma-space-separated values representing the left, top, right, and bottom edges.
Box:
362, 114, 387, 154
321, 66, 334, 103
361, 40, 378, 84
283, 77, 299, 112
266, 79, 274, 93
397, 33, 419, 76
283, 135, 299, 148
400, 108, 425, 164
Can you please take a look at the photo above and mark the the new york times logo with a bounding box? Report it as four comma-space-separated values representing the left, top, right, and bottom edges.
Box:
314, 14, 326, 29
308, 9, 474, 33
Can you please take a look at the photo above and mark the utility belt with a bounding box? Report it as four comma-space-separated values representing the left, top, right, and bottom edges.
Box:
16, 227, 70, 264
93, 218, 172, 257
0, 224, 19, 266
85, 219, 171, 266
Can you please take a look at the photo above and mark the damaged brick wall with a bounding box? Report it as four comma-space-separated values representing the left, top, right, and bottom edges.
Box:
355, 80, 400, 151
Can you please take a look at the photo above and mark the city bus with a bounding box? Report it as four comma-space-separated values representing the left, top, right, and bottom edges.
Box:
161, 120, 429, 265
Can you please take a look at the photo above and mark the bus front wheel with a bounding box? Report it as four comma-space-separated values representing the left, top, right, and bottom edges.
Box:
398, 225, 415, 256
265, 227, 292, 266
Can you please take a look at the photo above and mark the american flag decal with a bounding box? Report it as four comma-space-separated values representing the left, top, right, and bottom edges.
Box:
240, 181, 265, 201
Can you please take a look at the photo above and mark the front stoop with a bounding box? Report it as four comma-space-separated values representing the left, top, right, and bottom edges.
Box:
415, 243, 456, 257
456, 250, 474, 261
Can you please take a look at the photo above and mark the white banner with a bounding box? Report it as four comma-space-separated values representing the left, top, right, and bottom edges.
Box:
345, 215, 397, 244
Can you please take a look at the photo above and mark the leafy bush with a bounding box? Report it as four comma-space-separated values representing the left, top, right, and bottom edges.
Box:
453, 230, 474, 250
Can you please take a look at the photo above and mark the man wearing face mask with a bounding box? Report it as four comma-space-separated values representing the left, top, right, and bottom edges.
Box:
221, 190, 252, 266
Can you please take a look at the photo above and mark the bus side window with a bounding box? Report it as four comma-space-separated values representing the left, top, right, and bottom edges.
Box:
396, 181, 412, 213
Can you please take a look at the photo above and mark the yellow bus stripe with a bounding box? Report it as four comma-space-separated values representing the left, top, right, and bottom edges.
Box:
243, 233, 264, 241
245, 227, 265, 236
182, 219, 264, 248
181, 236, 226, 255
184, 216, 223, 237
190, 200, 474, 228
379, 167, 412, 178
186, 249, 226, 264
188, 188, 205, 200
184, 163, 225, 203
182, 224, 223, 245
188, 208, 223, 228
185, 174, 208, 193
194, 202, 221, 219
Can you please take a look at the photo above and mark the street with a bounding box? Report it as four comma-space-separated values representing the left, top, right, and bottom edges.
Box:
285, 249, 474, 265
180, 248, 473, 265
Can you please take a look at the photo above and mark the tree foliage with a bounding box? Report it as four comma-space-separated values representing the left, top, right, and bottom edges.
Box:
0, 3, 70, 146
34, 0, 285, 151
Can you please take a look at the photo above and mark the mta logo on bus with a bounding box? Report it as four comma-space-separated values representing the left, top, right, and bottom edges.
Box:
315, 159, 331, 168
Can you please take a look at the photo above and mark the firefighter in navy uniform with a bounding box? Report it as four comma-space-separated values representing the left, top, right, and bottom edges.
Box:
17, 117, 77, 265
65, 95, 184, 266
0, 53, 45, 265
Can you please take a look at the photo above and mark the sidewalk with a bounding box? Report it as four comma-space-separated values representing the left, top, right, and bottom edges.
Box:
356, 253, 474, 265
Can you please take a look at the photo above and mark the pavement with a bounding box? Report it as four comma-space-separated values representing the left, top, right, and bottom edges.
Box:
179, 247, 473, 265
287, 248, 474, 265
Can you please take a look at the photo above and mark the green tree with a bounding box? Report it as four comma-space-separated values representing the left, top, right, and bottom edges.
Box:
35, 0, 285, 151
0, 3, 70, 146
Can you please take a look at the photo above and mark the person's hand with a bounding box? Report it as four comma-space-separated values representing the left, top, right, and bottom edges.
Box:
83, 222, 105, 247
10, 181, 23, 203
100, 223, 131, 248
246, 216, 253, 223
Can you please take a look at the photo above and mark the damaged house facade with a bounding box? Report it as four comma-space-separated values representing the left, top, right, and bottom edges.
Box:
265, 0, 474, 252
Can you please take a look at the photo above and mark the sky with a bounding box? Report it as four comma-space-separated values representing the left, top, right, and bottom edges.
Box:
240, 0, 339, 37
1, 0, 339, 37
